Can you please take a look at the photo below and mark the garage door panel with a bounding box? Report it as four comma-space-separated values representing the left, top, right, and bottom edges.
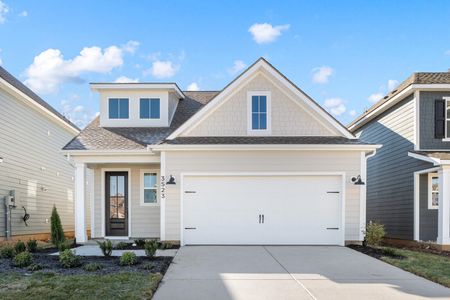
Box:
183, 175, 342, 245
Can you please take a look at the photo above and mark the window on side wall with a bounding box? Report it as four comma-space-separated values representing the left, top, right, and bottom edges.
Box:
141, 171, 158, 206
140, 98, 160, 119
247, 92, 271, 134
428, 173, 439, 209
109, 98, 129, 119
446, 99, 450, 139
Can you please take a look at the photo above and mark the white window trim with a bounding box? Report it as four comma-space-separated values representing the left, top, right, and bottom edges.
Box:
108, 97, 129, 119
428, 173, 439, 210
139, 98, 161, 120
140, 169, 160, 206
443, 97, 450, 141
247, 91, 272, 135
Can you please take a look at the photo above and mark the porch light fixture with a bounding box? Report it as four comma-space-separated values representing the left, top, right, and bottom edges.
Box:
351, 175, 365, 185
0, 157, 3, 163
166, 175, 176, 185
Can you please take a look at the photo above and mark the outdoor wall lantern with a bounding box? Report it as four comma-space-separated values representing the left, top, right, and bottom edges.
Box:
351, 175, 365, 185
0, 156, 3, 163
166, 175, 176, 185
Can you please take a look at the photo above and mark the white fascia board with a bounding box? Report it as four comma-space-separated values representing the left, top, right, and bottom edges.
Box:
0, 78, 80, 135
408, 152, 441, 165
150, 144, 381, 152
62, 149, 154, 156
90, 83, 185, 99
167, 59, 355, 140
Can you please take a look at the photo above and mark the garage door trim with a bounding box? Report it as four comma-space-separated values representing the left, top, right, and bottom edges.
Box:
180, 171, 346, 246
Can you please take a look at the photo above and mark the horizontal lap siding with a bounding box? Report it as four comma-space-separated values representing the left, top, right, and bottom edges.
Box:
358, 96, 432, 240
164, 150, 362, 242
0, 89, 77, 237
92, 164, 160, 238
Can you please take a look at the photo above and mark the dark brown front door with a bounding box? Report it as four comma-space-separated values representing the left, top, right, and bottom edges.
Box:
105, 172, 128, 236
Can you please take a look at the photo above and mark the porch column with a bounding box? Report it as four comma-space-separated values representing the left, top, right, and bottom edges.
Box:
437, 166, 450, 245
75, 162, 87, 243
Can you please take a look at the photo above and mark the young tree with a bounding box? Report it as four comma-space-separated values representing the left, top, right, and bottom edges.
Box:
50, 205, 65, 246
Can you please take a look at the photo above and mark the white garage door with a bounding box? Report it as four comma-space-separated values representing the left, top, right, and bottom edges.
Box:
182, 174, 343, 245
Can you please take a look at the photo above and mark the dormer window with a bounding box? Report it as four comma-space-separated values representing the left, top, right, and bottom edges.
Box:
109, 98, 129, 119
247, 91, 271, 135
140, 98, 160, 119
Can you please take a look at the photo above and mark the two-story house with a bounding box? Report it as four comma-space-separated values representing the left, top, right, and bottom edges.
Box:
349, 71, 450, 250
63, 58, 379, 246
0, 66, 79, 241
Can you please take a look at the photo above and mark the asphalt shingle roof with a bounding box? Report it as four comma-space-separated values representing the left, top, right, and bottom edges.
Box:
0, 66, 79, 131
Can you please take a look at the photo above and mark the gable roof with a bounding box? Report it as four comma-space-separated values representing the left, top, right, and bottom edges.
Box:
63, 91, 218, 150
348, 71, 450, 132
0, 66, 80, 132
167, 57, 355, 139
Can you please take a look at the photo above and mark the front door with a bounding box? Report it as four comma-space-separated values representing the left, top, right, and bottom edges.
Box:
105, 172, 128, 236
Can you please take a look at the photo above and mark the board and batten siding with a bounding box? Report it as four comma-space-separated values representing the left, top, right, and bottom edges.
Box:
91, 164, 160, 238
357, 95, 432, 240
0, 87, 77, 238
163, 150, 363, 242
419, 91, 450, 150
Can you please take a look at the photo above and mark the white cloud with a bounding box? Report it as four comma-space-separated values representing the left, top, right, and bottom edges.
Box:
18, 10, 27, 17
248, 23, 290, 44
349, 110, 357, 117
122, 40, 140, 54
0, 1, 9, 24
24, 42, 137, 94
368, 92, 384, 103
60, 94, 96, 128
387, 79, 399, 91
312, 66, 334, 84
187, 82, 200, 91
146, 60, 178, 79
114, 76, 139, 83
324, 97, 346, 116
228, 60, 247, 75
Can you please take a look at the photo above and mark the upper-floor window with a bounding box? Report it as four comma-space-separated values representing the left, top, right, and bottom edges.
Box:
446, 100, 450, 139
428, 173, 439, 209
140, 98, 160, 119
109, 98, 129, 119
247, 91, 271, 134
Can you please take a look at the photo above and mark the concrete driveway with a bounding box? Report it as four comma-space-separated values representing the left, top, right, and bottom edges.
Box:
154, 246, 450, 300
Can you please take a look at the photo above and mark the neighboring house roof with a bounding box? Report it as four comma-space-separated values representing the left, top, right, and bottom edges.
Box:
162, 136, 372, 145
348, 71, 450, 131
0, 66, 80, 132
63, 91, 219, 150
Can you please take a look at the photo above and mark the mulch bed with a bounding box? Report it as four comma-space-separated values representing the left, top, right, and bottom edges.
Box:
0, 253, 173, 276
348, 244, 406, 260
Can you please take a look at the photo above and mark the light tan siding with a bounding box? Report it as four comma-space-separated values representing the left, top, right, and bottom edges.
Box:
91, 164, 160, 238
0, 87, 77, 237
164, 150, 362, 242
185, 72, 338, 137
168, 92, 179, 123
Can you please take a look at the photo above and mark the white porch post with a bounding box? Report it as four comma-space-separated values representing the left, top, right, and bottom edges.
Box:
437, 166, 450, 245
75, 162, 87, 243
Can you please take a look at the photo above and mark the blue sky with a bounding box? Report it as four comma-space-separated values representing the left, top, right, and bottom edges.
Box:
1, 0, 450, 128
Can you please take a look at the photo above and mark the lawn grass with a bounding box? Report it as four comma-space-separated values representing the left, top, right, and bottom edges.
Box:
380, 247, 450, 288
0, 272, 163, 299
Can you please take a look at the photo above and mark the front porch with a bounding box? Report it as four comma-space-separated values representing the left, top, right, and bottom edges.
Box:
71, 152, 162, 243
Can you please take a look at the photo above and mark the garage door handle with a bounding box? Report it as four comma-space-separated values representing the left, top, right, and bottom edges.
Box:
262, 214, 264, 224
184, 191, 196, 194
326, 227, 339, 230
259, 214, 261, 223
185, 227, 197, 230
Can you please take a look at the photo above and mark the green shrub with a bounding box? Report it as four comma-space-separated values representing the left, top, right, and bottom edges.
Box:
364, 221, 386, 246
82, 262, 103, 272
97, 240, 113, 257
27, 263, 44, 271
120, 252, 138, 266
13, 251, 33, 267
50, 205, 65, 246
14, 240, 26, 253
58, 241, 71, 252
59, 249, 81, 268
144, 240, 159, 258
134, 239, 146, 247
114, 242, 128, 250
0, 245, 15, 258
140, 262, 155, 271
27, 239, 38, 253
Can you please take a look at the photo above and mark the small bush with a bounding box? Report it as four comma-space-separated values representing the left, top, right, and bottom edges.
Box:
364, 221, 386, 246
27, 263, 44, 271
140, 262, 155, 271
97, 240, 113, 257
0, 245, 15, 258
59, 249, 81, 268
50, 205, 65, 246
134, 239, 146, 247
13, 251, 33, 267
120, 252, 138, 266
82, 262, 103, 272
27, 239, 38, 253
144, 240, 159, 258
58, 241, 71, 252
114, 242, 128, 250
14, 240, 26, 253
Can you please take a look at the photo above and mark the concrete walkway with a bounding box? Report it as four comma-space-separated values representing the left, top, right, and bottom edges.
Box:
50, 245, 178, 257
154, 246, 450, 300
